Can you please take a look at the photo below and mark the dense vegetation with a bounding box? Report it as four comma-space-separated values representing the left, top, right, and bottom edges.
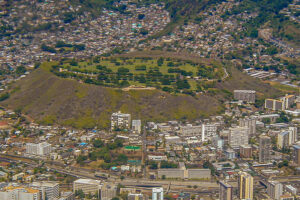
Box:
77, 138, 128, 169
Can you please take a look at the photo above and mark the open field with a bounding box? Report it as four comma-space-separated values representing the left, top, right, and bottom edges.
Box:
56, 55, 224, 92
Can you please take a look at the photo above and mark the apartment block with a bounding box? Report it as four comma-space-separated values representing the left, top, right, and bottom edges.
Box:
152, 188, 163, 200
293, 145, 300, 166
100, 183, 117, 200
26, 142, 52, 156
228, 126, 249, 149
73, 179, 101, 196
0, 186, 40, 200
240, 145, 252, 158
259, 135, 271, 163
238, 172, 253, 200
132, 120, 142, 134
111, 111, 131, 130
267, 181, 283, 200
234, 90, 256, 103
31, 181, 59, 200
219, 181, 233, 200
239, 118, 256, 135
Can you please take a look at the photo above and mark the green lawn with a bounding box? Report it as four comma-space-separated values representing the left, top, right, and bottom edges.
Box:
54, 57, 223, 93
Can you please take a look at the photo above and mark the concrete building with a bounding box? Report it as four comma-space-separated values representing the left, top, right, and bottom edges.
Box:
234, 90, 256, 103
240, 145, 252, 158
239, 118, 256, 135
228, 127, 249, 149
225, 149, 236, 160
186, 169, 211, 179
267, 181, 283, 200
279, 194, 295, 200
178, 124, 202, 137
132, 120, 142, 134
26, 142, 51, 156
292, 145, 300, 166
157, 169, 184, 179
157, 168, 210, 179
259, 135, 271, 163
31, 181, 59, 200
285, 185, 297, 195
201, 124, 217, 142
282, 94, 296, 109
238, 172, 253, 200
212, 136, 224, 150
278, 131, 289, 149
265, 99, 285, 111
59, 191, 74, 200
73, 179, 101, 196
100, 183, 117, 200
288, 127, 298, 145
219, 181, 233, 200
111, 111, 131, 130
152, 188, 163, 200
0, 186, 40, 200
128, 193, 144, 200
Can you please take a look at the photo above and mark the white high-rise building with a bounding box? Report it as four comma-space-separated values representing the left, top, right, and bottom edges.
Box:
31, 181, 59, 200
132, 120, 142, 134
152, 187, 163, 200
201, 124, 217, 142
289, 127, 298, 144
26, 142, 51, 156
111, 111, 131, 130
239, 118, 256, 135
228, 127, 249, 149
267, 181, 283, 200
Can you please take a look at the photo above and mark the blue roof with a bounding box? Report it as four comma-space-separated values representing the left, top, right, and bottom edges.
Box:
79, 142, 87, 146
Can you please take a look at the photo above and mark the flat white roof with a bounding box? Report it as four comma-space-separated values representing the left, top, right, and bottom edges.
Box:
74, 179, 101, 185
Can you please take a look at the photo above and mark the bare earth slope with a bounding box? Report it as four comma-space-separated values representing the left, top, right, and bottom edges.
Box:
2, 67, 221, 129
1, 61, 281, 129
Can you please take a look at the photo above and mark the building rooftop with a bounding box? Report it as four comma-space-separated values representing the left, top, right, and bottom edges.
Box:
74, 179, 101, 185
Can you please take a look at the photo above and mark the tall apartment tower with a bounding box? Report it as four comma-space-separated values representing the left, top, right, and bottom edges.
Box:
259, 135, 271, 163
219, 181, 233, 200
288, 127, 298, 144
228, 127, 249, 149
292, 145, 300, 166
152, 188, 163, 200
238, 172, 253, 200
267, 181, 283, 200
239, 118, 256, 135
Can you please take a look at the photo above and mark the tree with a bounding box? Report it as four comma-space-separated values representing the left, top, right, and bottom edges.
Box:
157, 57, 164, 66
75, 189, 85, 198
276, 112, 289, 123
138, 14, 145, 20
262, 118, 271, 124
16, 66, 27, 75
278, 160, 288, 168
93, 139, 104, 148
0, 93, 10, 101
139, 28, 148, 35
